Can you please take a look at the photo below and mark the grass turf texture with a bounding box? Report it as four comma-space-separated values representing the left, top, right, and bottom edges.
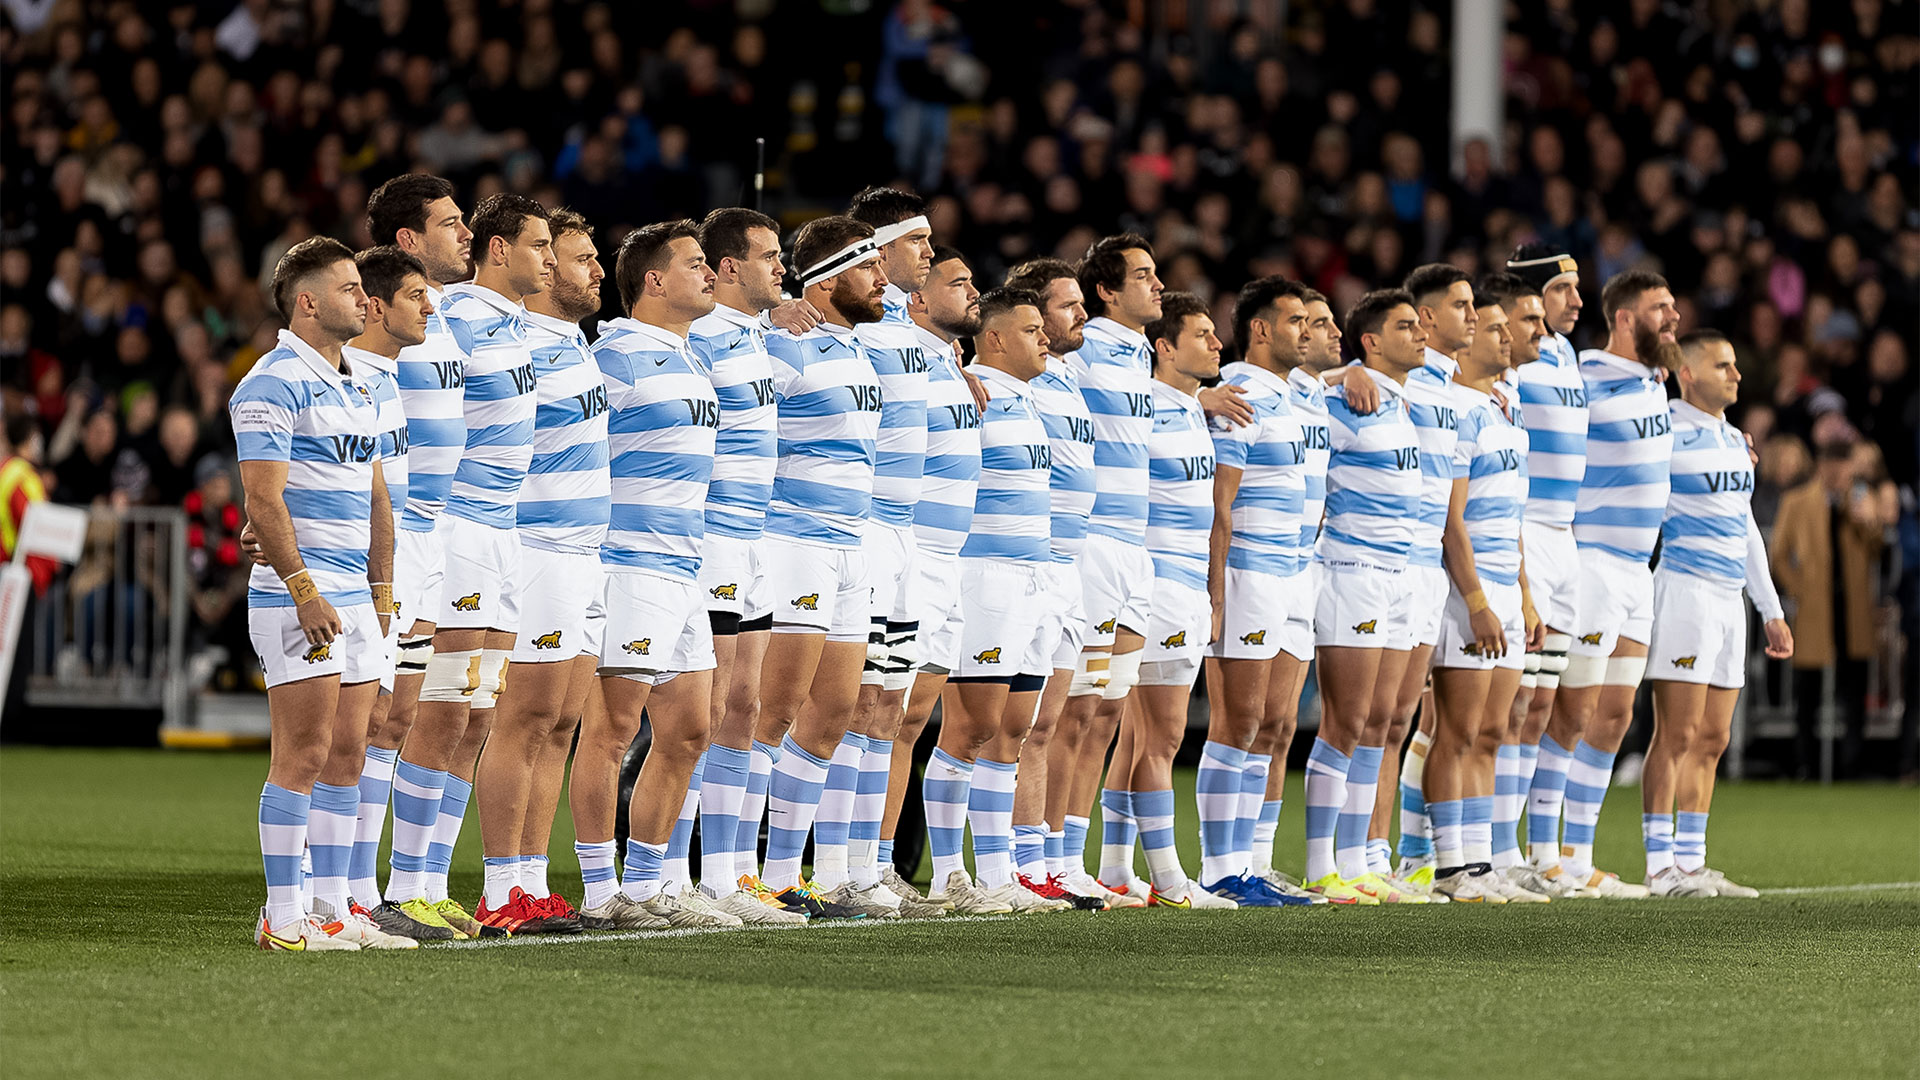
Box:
2, 748, 1915, 1080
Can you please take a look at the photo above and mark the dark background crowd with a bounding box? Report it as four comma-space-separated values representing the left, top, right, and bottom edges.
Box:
0, 0, 1913, 775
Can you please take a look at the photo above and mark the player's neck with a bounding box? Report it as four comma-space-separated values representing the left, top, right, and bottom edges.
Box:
910, 312, 957, 346
712, 283, 759, 320
347, 328, 403, 360
1153, 368, 1200, 395
1362, 356, 1409, 385
1244, 343, 1289, 378
1602, 334, 1641, 365
292, 324, 345, 369
471, 267, 525, 306
1455, 364, 1500, 393
1679, 392, 1725, 419
629, 302, 691, 339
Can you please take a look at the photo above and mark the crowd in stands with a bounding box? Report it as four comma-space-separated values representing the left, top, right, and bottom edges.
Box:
0, 0, 1912, 772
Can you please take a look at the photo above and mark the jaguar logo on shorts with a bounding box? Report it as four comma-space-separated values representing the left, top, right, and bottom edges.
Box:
1460, 643, 1481, 657
710, 583, 738, 600
451, 592, 481, 611
302, 642, 333, 663
1579, 631, 1603, 645
973, 647, 1003, 664
1240, 630, 1266, 645
1160, 631, 1187, 648
1095, 618, 1116, 634
392, 600, 403, 618
532, 631, 563, 649
1352, 620, 1377, 635
1671, 655, 1697, 670
621, 639, 653, 655
791, 593, 820, 610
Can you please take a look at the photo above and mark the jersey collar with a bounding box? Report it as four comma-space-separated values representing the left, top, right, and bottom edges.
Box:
344, 344, 397, 375
1083, 316, 1148, 350
1222, 360, 1288, 396
523, 309, 586, 341
600, 316, 689, 352
443, 281, 524, 322
277, 328, 350, 381
1583, 348, 1660, 381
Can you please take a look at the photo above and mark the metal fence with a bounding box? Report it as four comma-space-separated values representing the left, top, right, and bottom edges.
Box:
24, 506, 190, 728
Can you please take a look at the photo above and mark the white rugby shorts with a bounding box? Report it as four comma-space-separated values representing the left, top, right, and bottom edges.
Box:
1209, 565, 1297, 662
438, 515, 522, 633
1569, 549, 1655, 658
699, 534, 772, 622
392, 521, 445, 633
1433, 579, 1527, 671
910, 549, 965, 672
1645, 569, 1747, 687
251, 601, 385, 690
1042, 560, 1087, 671
1315, 561, 1414, 651
764, 538, 870, 642
862, 518, 921, 625
950, 559, 1050, 681
1522, 520, 1580, 634
1277, 561, 1320, 663
1080, 532, 1155, 649
1408, 563, 1450, 648
599, 570, 716, 680
511, 546, 604, 664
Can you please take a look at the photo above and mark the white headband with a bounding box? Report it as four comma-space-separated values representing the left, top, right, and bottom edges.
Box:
799, 238, 881, 289
870, 214, 931, 249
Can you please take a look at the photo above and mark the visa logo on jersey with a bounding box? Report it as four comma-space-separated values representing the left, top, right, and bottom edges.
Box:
850, 385, 883, 412
1632, 413, 1672, 439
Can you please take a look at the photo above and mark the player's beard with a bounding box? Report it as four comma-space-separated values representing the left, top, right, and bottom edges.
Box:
1634, 319, 1683, 371
934, 308, 982, 339
547, 276, 602, 323
831, 277, 886, 325
427, 251, 474, 288
1048, 319, 1085, 354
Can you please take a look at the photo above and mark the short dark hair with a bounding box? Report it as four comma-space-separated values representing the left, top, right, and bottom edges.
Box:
271, 236, 356, 320
698, 207, 780, 265
615, 219, 700, 313
848, 185, 926, 228
788, 215, 876, 287
354, 245, 427, 305
1403, 263, 1471, 308
1679, 327, 1731, 358
1345, 287, 1416, 348
1233, 276, 1306, 355
1300, 287, 1328, 307
468, 193, 547, 266
977, 286, 1042, 327
367, 174, 456, 246
1477, 271, 1538, 310
1145, 291, 1210, 354
1077, 233, 1154, 318
1004, 257, 1077, 297
1601, 269, 1670, 325
929, 244, 967, 272
545, 206, 593, 241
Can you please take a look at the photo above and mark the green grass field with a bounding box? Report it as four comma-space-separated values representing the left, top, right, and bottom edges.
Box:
2, 747, 1916, 1080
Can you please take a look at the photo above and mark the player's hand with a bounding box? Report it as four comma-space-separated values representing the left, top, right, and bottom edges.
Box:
297, 595, 342, 647
1469, 606, 1507, 659
767, 299, 822, 334
1209, 600, 1224, 646
240, 522, 270, 566
1197, 383, 1252, 427
1743, 430, 1758, 467
1521, 597, 1544, 651
377, 612, 391, 638
1763, 618, 1794, 659
1340, 365, 1381, 415
961, 364, 990, 412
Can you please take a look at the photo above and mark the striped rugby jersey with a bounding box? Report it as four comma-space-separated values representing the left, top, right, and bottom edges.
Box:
912, 326, 981, 556
1212, 361, 1308, 579
1074, 318, 1155, 547
1317, 367, 1422, 570
1573, 349, 1673, 564
593, 317, 718, 579
440, 283, 537, 530
231, 330, 381, 609
856, 285, 930, 529
763, 321, 883, 548
1287, 367, 1331, 553
689, 303, 777, 542
961, 364, 1052, 563
519, 310, 611, 554
1514, 331, 1588, 529
394, 286, 465, 533
346, 346, 408, 527
1403, 348, 1462, 569
1659, 399, 1780, 617
1029, 355, 1098, 565
1449, 381, 1529, 588
1146, 381, 1215, 590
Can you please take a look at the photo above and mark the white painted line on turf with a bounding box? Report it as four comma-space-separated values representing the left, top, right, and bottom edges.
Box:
442, 912, 1020, 949
1762, 881, 1920, 896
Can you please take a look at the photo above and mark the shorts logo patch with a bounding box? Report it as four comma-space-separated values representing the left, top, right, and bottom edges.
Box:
1579, 632, 1603, 645
393, 600, 403, 618
1460, 643, 1481, 657
1671, 655, 1697, 669
302, 642, 333, 663
1240, 630, 1266, 645
532, 631, 563, 649
621, 639, 653, 656
710, 583, 738, 600
972, 647, 1003, 664
1095, 618, 1116, 634
1160, 631, 1187, 648
791, 593, 819, 610
451, 592, 481, 611
1352, 619, 1377, 635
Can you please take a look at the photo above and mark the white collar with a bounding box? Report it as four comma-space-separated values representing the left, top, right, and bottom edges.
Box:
277, 328, 349, 381
523, 309, 586, 339
600, 317, 688, 351
1083, 316, 1148, 349
702, 302, 762, 329
344, 344, 397, 375
443, 282, 523, 319
1222, 360, 1288, 395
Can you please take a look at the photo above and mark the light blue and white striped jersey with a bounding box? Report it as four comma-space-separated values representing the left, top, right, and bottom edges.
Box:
394, 286, 464, 534
689, 303, 777, 541
1660, 399, 1761, 591
1030, 355, 1098, 565
763, 322, 883, 548
231, 330, 380, 609
346, 346, 408, 527
912, 326, 981, 556
961, 364, 1052, 563
593, 318, 718, 580
1573, 349, 1673, 564
1317, 367, 1422, 570
1212, 361, 1307, 579
519, 310, 611, 555
1287, 367, 1331, 552
1146, 381, 1216, 590
1449, 381, 1529, 588
1074, 317, 1155, 546
1514, 331, 1588, 529
439, 283, 537, 530
1403, 348, 1462, 569
856, 285, 929, 529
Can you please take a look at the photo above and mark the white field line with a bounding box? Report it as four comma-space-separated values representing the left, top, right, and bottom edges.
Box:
1759, 881, 1920, 896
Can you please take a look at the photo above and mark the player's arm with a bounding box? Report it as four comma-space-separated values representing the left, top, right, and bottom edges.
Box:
367, 458, 394, 637
1329, 363, 1379, 415
1516, 533, 1543, 651
1207, 463, 1243, 644
1441, 475, 1502, 657
1196, 383, 1252, 427
1743, 506, 1792, 660
238, 459, 340, 646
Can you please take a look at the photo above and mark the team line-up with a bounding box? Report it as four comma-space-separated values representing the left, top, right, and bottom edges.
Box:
236, 175, 1789, 951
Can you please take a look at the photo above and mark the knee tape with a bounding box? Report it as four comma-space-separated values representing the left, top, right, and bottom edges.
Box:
396, 634, 433, 676
1069, 649, 1111, 697
1603, 654, 1648, 687
470, 647, 511, 710
1559, 652, 1607, 690
420, 649, 482, 703
1137, 659, 1198, 688
1536, 633, 1571, 690
865, 618, 890, 667
1101, 649, 1142, 700
1520, 652, 1541, 689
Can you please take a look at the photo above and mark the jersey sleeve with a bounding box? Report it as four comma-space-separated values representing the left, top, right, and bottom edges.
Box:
1743, 506, 1786, 622
229, 375, 301, 462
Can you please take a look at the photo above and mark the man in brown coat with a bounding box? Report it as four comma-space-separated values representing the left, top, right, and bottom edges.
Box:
1771, 439, 1886, 777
